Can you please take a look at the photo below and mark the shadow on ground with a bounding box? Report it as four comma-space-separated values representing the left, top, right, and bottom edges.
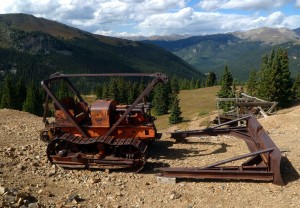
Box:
281, 156, 300, 184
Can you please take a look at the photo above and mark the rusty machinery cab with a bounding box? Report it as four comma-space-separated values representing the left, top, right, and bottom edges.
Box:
41, 72, 167, 171
50, 96, 157, 140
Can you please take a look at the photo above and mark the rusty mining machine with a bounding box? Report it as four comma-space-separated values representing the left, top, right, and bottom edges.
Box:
40, 72, 284, 185
40, 72, 168, 172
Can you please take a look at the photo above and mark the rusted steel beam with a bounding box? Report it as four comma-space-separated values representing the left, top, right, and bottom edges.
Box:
156, 167, 274, 182
158, 114, 284, 185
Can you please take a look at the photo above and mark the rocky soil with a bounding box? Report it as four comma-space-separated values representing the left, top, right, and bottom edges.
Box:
0, 106, 300, 208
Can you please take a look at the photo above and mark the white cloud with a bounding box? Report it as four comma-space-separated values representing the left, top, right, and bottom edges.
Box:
296, 0, 300, 7
0, 0, 299, 37
138, 10, 297, 36
282, 15, 300, 28
198, 0, 292, 11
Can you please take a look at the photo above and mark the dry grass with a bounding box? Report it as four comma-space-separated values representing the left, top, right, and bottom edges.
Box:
155, 86, 220, 130
81, 86, 220, 131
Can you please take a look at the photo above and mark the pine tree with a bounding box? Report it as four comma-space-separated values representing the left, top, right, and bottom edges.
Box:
0, 75, 15, 109
15, 78, 27, 110
246, 69, 257, 96
153, 83, 169, 116
169, 96, 183, 124
218, 65, 234, 98
189, 78, 195, 90
292, 74, 300, 98
57, 80, 72, 100
257, 54, 272, 100
107, 78, 120, 102
95, 84, 102, 99
101, 83, 108, 98
170, 77, 179, 94
257, 48, 294, 106
271, 48, 293, 106
128, 82, 139, 104
217, 65, 234, 111
23, 83, 39, 115
194, 80, 200, 89
205, 72, 216, 87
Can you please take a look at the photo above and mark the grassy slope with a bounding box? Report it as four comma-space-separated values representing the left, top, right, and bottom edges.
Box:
155, 86, 220, 130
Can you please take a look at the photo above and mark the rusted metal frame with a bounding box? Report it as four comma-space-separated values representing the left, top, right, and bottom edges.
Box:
62, 77, 85, 102
42, 72, 167, 138
156, 168, 274, 181
163, 115, 284, 185
43, 93, 50, 124
104, 73, 168, 137
49, 72, 157, 79
245, 116, 283, 185
156, 147, 277, 182
171, 115, 250, 140
41, 79, 89, 138
199, 147, 275, 169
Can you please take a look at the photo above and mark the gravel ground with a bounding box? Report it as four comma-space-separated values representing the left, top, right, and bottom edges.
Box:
0, 106, 299, 208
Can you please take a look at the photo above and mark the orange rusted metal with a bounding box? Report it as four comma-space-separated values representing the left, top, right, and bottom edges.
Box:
41, 72, 167, 171
156, 115, 284, 185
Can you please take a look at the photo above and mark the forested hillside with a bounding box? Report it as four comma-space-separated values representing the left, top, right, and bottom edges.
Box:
0, 13, 203, 84
143, 28, 300, 81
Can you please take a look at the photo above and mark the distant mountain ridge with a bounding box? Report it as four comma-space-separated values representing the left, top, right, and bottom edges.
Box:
138, 27, 300, 80
0, 13, 203, 83
233, 27, 299, 45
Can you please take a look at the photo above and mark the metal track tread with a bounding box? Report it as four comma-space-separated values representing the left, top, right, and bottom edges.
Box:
47, 133, 148, 172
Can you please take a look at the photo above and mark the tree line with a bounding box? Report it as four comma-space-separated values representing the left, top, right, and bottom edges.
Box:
1, 47, 298, 125
0, 74, 44, 116
217, 47, 300, 111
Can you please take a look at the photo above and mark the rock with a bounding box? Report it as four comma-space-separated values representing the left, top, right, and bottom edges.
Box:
48, 165, 57, 177
67, 193, 83, 203
17, 163, 27, 171
28, 203, 39, 208
4, 194, 16, 204
7, 147, 16, 152
0, 186, 7, 195
169, 191, 181, 200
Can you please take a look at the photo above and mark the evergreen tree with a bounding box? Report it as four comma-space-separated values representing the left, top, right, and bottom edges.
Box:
205, 72, 217, 87
179, 78, 188, 90
116, 78, 128, 104
169, 96, 183, 124
257, 54, 272, 99
217, 65, 234, 111
153, 83, 169, 116
57, 80, 72, 100
170, 77, 179, 94
101, 83, 108, 98
194, 80, 200, 89
189, 78, 195, 90
15, 78, 27, 110
246, 69, 257, 96
257, 48, 294, 106
271, 48, 293, 106
23, 83, 42, 115
0, 75, 15, 109
128, 82, 139, 104
292, 74, 300, 98
107, 78, 120, 102
218, 65, 234, 98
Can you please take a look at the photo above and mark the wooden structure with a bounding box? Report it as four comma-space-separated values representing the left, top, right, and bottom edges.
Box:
216, 93, 277, 124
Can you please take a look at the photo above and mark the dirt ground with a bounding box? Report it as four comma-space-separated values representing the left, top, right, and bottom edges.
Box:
0, 105, 299, 208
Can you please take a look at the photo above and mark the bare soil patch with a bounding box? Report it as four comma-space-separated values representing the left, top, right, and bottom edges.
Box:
0, 106, 299, 207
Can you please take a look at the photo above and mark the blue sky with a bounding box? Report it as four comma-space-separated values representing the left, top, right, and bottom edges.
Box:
1, 0, 300, 37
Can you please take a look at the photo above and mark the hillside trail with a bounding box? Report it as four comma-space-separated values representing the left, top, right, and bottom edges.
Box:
0, 105, 299, 207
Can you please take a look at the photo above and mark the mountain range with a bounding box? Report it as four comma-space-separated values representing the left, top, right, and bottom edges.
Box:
139, 27, 300, 80
0, 13, 299, 84
0, 13, 203, 83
